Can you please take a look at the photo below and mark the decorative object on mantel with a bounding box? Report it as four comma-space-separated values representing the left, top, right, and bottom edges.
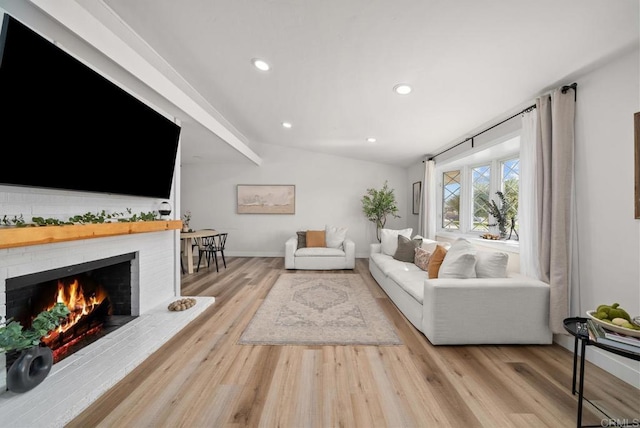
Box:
168, 298, 196, 311
1, 214, 25, 227
361, 180, 400, 242
182, 211, 192, 232
0, 208, 166, 228
158, 201, 172, 219
0, 302, 70, 393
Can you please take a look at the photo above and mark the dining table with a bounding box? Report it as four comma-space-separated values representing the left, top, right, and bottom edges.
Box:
180, 229, 219, 274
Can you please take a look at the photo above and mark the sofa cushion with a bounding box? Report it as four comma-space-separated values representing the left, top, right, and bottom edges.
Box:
393, 235, 422, 262
370, 252, 416, 274
306, 230, 326, 247
325, 225, 348, 249
387, 269, 428, 304
381, 228, 413, 256
295, 247, 345, 257
414, 247, 431, 271
475, 251, 509, 278
439, 238, 477, 279
297, 231, 307, 248
418, 237, 451, 253
427, 245, 447, 278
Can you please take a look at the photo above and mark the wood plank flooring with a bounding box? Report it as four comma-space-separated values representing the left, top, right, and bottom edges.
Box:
67, 257, 640, 427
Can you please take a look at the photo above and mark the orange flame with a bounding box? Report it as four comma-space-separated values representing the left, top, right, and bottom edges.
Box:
50, 279, 107, 334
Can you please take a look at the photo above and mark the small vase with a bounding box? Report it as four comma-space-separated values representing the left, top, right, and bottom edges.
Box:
7, 346, 53, 393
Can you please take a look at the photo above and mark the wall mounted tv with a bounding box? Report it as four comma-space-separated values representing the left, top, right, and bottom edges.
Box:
0, 14, 181, 199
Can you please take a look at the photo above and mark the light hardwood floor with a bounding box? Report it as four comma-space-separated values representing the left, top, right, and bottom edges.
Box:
68, 257, 639, 427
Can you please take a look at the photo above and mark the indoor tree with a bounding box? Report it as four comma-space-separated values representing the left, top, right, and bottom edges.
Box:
361, 181, 400, 242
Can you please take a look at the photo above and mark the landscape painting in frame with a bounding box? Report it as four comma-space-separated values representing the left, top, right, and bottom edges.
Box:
237, 185, 295, 214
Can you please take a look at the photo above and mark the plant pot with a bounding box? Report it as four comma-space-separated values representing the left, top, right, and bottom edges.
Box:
7, 346, 53, 393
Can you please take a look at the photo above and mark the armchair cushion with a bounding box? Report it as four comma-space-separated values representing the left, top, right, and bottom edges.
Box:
306, 230, 326, 247
297, 231, 307, 248
325, 225, 348, 249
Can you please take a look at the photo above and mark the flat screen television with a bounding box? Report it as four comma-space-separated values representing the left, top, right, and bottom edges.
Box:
0, 14, 181, 199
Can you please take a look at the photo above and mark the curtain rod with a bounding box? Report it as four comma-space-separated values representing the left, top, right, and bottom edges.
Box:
426, 82, 577, 162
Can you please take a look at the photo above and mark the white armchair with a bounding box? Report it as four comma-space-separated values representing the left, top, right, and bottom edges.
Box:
285, 236, 355, 270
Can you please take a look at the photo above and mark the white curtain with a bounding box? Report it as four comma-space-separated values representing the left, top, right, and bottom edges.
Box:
519, 88, 575, 334
419, 159, 437, 239
519, 109, 540, 279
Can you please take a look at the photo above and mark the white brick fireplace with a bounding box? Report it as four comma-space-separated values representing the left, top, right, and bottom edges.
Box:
0, 186, 214, 427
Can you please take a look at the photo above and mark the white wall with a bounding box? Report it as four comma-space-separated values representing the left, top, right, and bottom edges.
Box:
181, 143, 409, 258
566, 46, 640, 386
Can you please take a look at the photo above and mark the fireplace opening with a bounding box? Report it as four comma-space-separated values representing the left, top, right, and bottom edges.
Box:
5, 253, 138, 369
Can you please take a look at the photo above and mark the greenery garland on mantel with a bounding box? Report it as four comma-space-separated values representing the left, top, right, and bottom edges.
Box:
1, 208, 162, 228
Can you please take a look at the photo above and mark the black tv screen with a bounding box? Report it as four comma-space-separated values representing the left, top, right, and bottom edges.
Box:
0, 14, 181, 199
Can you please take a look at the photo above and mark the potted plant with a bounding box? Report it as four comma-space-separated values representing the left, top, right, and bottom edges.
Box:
485, 191, 518, 240
0, 302, 70, 393
182, 211, 192, 232
361, 181, 400, 242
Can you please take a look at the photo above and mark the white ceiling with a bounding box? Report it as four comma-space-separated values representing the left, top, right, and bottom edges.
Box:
88, 0, 637, 167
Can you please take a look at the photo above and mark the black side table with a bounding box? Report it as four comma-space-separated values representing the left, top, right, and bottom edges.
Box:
563, 317, 640, 428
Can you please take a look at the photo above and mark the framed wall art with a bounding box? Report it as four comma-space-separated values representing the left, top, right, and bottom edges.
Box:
413, 181, 421, 215
237, 184, 295, 214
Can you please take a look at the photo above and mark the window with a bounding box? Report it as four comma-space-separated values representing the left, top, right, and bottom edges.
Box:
436, 136, 520, 237
471, 165, 490, 232
442, 170, 460, 230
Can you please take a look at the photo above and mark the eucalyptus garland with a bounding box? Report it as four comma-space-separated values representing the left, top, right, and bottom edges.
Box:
1, 208, 162, 227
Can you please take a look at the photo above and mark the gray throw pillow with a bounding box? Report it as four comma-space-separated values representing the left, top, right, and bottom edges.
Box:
393, 235, 422, 263
297, 231, 307, 248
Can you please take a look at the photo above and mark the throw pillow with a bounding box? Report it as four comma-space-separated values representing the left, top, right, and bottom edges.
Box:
393, 235, 422, 263
325, 225, 348, 249
427, 245, 447, 278
296, 231, 307, 249
475, 251, 509, 278
414, 247, 431, 271
417, 237, 452, 253
438, 238, 477, 279
306, 230, 326, 247
380, 228, 413, 256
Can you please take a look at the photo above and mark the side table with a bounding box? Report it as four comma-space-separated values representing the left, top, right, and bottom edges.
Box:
563, 317, 640, 428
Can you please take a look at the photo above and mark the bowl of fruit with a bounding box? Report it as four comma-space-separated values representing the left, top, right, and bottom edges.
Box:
586, 303, 640, 338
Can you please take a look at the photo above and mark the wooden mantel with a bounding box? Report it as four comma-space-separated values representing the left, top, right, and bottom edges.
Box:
0, 220, 182, 250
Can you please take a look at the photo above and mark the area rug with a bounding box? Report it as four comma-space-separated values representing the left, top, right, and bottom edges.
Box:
238, 274, 402, 346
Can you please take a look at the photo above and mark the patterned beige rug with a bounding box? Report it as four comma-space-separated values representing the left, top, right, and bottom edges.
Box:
238, 273, 402, 346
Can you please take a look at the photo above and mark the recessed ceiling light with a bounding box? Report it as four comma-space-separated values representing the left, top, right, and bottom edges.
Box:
366, 137, 377, 143
393, 84, 412, 95
282, 121, 292, 128
252, 58, 270, 71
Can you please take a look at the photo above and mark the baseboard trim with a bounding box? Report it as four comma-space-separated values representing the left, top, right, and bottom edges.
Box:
554, 334, 640, 389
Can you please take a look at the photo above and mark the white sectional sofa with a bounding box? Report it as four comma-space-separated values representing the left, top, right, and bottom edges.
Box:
369, 231, 552, 345
285, 225, 355, 270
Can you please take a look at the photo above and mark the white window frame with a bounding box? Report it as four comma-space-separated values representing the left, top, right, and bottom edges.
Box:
435, 135, 520, 238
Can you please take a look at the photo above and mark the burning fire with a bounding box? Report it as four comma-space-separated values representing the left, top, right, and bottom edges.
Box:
49, 279, 108, 334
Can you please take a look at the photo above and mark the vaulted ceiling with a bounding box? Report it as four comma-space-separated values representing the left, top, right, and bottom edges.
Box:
84, 0, 638, 167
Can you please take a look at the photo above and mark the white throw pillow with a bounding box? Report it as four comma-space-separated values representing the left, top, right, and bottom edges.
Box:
417, 237, 451, 253
475, 251, 509, 278
325, 225, 348, 249
439, 238, 477, 279
380, 228, 413, 256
